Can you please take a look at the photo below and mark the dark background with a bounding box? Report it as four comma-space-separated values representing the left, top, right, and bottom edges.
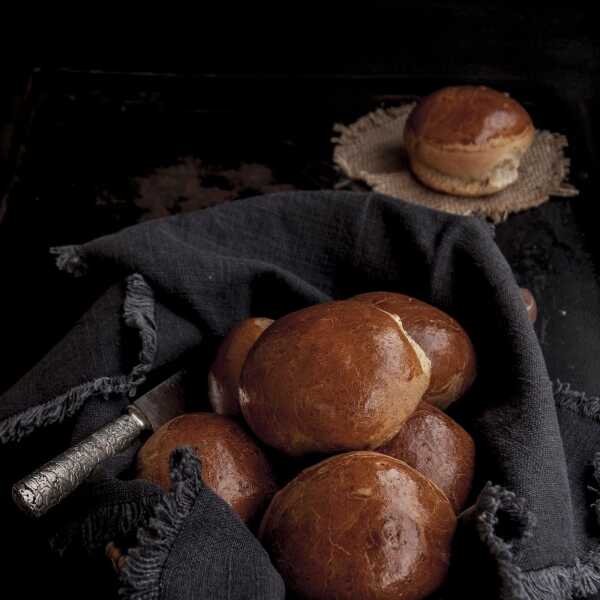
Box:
0, 5, 599, 598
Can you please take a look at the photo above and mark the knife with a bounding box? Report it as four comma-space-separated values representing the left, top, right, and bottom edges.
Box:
12, 370, 187, 518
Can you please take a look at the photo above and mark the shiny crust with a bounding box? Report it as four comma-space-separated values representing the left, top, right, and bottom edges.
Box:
404, 86, 534, 195
405, 86, 533, 146
259, 451, 456, 600
239, 300, 431, 456
377, 403, 475, 512
208, 317, 273, 416
137, 413, 277, 523
353, 292, 476, 409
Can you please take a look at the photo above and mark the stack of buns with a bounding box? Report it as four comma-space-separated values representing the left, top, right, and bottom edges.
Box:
137, 293, 478, 599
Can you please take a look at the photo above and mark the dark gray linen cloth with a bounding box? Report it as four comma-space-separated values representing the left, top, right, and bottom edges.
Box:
0, 191, 599, 599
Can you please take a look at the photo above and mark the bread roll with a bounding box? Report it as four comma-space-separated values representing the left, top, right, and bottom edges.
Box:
404, 85, 534, 196
259, 451, 456, 600
137, 413, 277, 523
208, 317, 273, 416
520, 287, 538, 323
240, 300, 431, 456
377, 403, 475, 512
353, 292, 475, 408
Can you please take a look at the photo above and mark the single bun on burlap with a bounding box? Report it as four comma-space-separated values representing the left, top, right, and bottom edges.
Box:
239, 300, 431, 456
377, 403, 475, 512
259, 451, 456, 600
137, 413, 277, 523
208, 317, 273, 416
353, 292, 476, 409
404, 85, 535, 196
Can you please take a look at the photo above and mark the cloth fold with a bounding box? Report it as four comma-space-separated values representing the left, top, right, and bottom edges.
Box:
120, 447, 285, 600
0, 191, 599, 599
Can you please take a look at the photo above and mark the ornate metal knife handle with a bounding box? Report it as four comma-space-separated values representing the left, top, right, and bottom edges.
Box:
12, 408, 148, 518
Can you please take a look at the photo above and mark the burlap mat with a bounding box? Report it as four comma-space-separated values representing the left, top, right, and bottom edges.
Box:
332, 103, 578, 222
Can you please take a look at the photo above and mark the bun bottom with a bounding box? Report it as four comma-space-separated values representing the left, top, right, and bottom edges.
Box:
409, 156, 519, 197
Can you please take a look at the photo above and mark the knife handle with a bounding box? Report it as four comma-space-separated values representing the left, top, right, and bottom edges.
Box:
12, 408, 149, 518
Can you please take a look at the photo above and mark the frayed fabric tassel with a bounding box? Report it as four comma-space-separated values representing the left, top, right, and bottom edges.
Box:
331, 105, 415, 147
49, 493, 162, 557
123, 274, 157, 390
572, 554, 600, 597
521, 557, 600, 600
521, 564, 578, 600
50, 244, 89, 276
119, 448, 202, 600
590, 453, 600, 524
555, 380, 600, 421
515, 380, 600, 599
0, 274, 156, 444
0, 375, 130, 444
474, 482, 600, 600
473, 483, 536, 600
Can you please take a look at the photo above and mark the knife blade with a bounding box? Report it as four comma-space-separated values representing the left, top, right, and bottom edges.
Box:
130, 370, 186, 431
12, 370, 187, 518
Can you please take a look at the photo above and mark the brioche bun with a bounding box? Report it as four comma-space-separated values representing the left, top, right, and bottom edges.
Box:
208, 317, 273, 416
137, 413, 277, 523
259, 451, 456, 600
353, 292, 476, 409
404, 85, 534, 196
377, 403, 475, 512
240, 300, 431, 456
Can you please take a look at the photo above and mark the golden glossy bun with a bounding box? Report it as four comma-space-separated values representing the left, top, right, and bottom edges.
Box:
353, 292, 476, 408
240, 300, 431, 456
259, 451, 456, 600
404, 85, 534, 196
377, 403, 475, 512
137, 413, 277, 523
208, 317, 273, 416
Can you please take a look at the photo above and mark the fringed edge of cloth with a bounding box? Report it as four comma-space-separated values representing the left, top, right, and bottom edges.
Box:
119, 448, 202, 600
0, 271, 156, 443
